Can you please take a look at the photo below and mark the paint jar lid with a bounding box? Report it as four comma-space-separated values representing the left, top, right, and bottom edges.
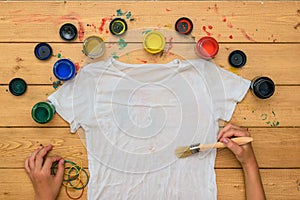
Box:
59, 23, 78, 41
9, 78, 27, 96
196, 36, 219, 59
34, 43, 52, 60
229, 50, 247, 68
143, 30, 166, 54
53, 59, 76, 81
109, 18, 127, 36
83, 36, 105, 59
250, 76, 275, 99
31, 102, 55, 124
175, 17, 193, 35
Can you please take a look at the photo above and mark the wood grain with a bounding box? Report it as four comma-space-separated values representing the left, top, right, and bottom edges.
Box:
0, 1, 299, 42
0, 128, 299, 168
0, 43, 299, 85
0, 169, 299, 200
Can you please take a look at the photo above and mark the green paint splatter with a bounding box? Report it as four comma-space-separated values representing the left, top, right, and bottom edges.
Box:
57, 53, 62, 59
126, 12, 132, 19
118, 38, 127, 50
261, 113, 267, 120
52, 80, 61, 90
142, 29, 152, 35
272, 110, 276, 117
112, 52, 119, 59
116, 9, 125, 16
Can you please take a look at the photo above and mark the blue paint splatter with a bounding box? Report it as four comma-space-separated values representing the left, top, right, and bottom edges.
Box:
112, 52, 119, 59
52, 80, 61, 90
126, 12, 132, 19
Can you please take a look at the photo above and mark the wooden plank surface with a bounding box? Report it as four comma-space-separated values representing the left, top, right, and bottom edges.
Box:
0, 169, 299, 200
0, 43, 299, 85
1, 85, 299, 127
0, 127, 299, 169
0, 1, 299, 42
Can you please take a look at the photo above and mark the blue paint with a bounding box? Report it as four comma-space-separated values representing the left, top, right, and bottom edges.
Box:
53, 59, 76, 81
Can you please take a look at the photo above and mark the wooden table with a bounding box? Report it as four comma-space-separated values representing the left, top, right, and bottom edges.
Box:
0, 1, 299, 199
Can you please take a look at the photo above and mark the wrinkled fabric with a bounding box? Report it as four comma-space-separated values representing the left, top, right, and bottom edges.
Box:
49, 58, 250, 200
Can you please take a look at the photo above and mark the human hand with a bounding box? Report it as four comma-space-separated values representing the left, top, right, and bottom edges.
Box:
217, 123, 257, 167
25, 144, 64, 200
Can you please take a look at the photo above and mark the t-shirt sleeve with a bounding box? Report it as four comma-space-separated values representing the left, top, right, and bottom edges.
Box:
48, 69, 90, 133
203, 60, 251, 121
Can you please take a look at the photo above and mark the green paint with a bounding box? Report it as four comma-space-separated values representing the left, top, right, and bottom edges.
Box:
52, 80, 61, 90
118, 38, 127, 50
116, 9, 124, 16
261, 113, 267, 120
126, 11, 132, 19
142, 29, 152, 35
112, 52, 119, 59
57, 53, 62, 58
252, 110, 255, 113
272, 110, 276, 117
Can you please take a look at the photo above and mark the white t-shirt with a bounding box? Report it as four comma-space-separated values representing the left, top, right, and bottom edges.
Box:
48, 58, 250, 200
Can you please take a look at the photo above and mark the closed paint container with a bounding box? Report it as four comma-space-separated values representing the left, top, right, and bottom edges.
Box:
32, 102, 55, 124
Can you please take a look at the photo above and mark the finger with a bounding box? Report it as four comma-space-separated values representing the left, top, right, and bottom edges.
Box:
219, 129, 249, 141
221, 138, 243, 156
55, 159, 65, 184
35, 144, 53, 170
217, 123, 247, 140
28, 146, 43, 170
42, 156, 62, 174
24, 157, 31, 174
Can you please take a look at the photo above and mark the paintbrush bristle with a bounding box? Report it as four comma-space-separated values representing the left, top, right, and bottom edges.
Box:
175, 146, 192, 158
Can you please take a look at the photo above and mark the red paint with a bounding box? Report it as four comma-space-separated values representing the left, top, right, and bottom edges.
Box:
229, 35, 233, 39
241, 29, 255, 42
106, 29, 109, 34
136, 58, 148, 64
99, 17, 112, 33
227, 22, 233, 28
222, 16, 227, 22
166, 8, 172, 12
208, 25, 213, 29
196, 37, 219, 59
166, 37, 174, 53
75, 63, 81, 74
78, 21, 85, 42
202, 26, 212, 36
217, 34, 222, 38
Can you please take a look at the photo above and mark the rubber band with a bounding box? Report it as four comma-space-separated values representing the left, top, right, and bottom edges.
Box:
65, 180, 84, 200
68, 168, 90, 190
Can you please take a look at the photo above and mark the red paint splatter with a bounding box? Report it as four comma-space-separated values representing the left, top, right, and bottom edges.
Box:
106, 29, 109, 34
217, 34, 222, 38
202, 26, 212, 36
227, 22, 233, 28
78, 22, 85, 42
241, 29, 256, 42
214, 4, 219, 14
208, 25, 213, 30
136, 58, 148, 64
222, 16, 227, 22
166, 37, 174, 53
166, 8, 172, 12
229, 35, 233, 39
75, 63, 81, 74
99, 17, 112, 33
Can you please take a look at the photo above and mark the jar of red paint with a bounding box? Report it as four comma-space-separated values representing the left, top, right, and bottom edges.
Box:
196, 36, 219, 59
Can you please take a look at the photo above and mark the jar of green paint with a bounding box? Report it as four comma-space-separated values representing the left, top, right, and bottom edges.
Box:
31, 102, 55, 124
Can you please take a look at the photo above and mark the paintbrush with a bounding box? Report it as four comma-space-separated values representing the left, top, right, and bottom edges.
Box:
175, 137, 253, 158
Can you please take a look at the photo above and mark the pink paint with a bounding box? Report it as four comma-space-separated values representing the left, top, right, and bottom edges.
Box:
202, 26, 212, 36
166, 8, 172, 12
136, 58, 147, 64
229, 35, 233, 39
217, 34, 222, 38
227, 22, 233, 28
241, 29, 255, 42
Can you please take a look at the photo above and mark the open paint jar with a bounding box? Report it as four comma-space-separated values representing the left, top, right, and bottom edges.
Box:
32, 102, 55, 124
53, 59, 76, 81
143, 30, 166, 54
251, 76, 275, 99
83, 36, 105, 59
196, 36, 219, 59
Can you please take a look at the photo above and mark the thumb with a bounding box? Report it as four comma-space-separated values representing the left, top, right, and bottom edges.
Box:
222, 138, 243, 157
55, 159, 65, 184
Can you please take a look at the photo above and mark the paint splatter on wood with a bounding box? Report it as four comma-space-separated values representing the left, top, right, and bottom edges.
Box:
229, 35, 233, 39
222, 16, 227, 22
227, 22, 233, 28
166, 8, 172, 12
99, 17, 110, 33
112, 52, 119, 59
136, 58, 148, 64
118, 38, 127, 50
214, 4, 219, 14
202, 26, 212, 36
240, 29, 256, 42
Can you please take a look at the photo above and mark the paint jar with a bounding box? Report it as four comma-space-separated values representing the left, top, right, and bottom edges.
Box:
31, 102, 55, 124
59, 23, 78, 41
83, 36, 105, 59
195, 36, 219, 59
9, 78, 27, 96
53, 59, 76, 81
250, 76, 275, 99
34, 43, 53, 60
109, 18, 127, 36
143, 30, 166, 54
175, 17, 193, 35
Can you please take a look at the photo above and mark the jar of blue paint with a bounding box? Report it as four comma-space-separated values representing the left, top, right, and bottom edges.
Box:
53, 59, 76, 81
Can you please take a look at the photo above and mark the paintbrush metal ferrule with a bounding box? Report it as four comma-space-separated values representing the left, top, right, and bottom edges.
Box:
189, 143, 200, 154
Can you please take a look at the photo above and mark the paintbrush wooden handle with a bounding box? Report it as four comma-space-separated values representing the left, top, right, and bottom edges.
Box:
199, 137, 253, 152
